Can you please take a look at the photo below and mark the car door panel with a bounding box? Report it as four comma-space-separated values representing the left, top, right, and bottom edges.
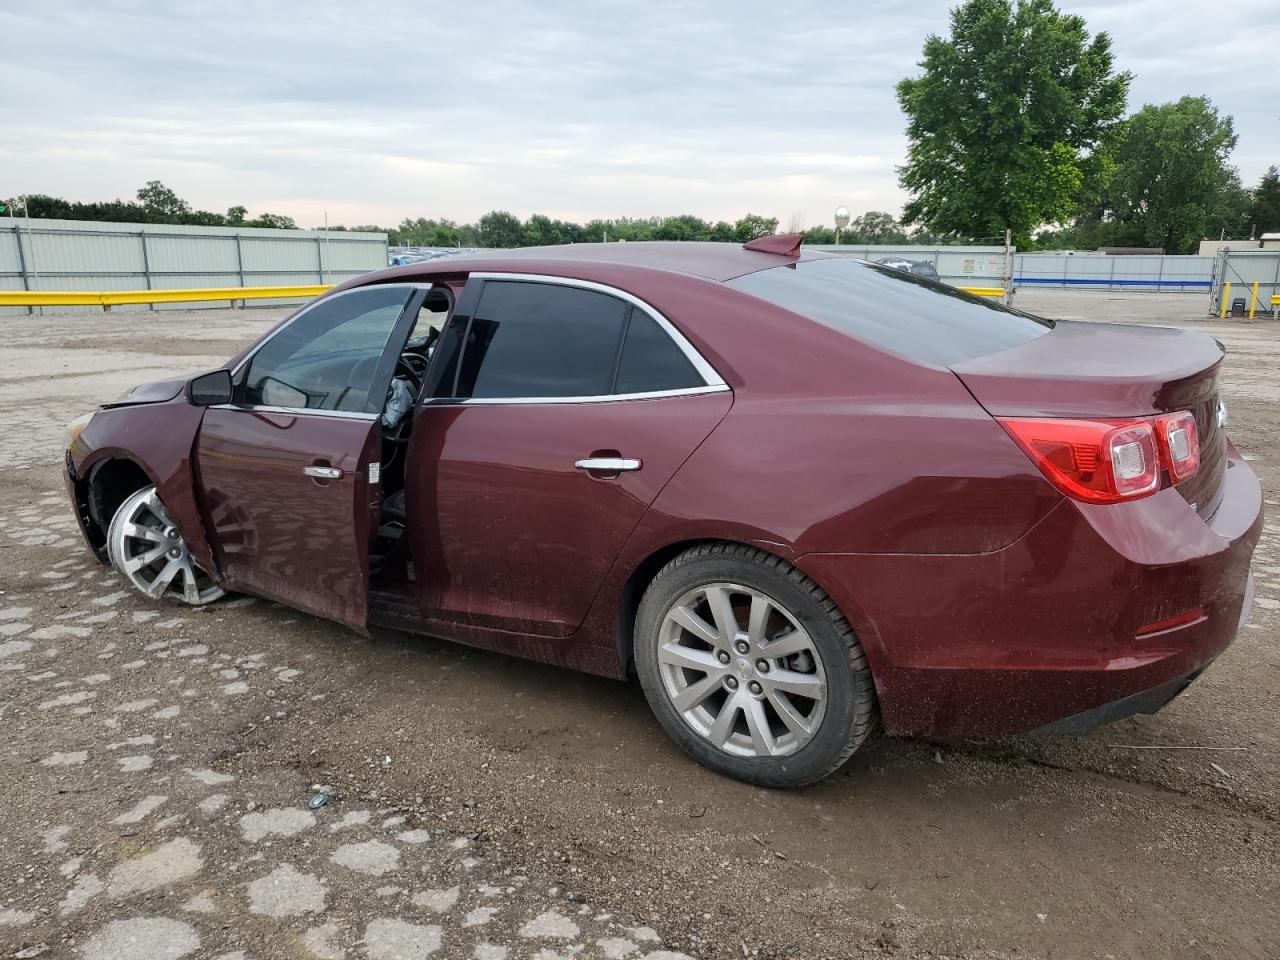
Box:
195, 408, 380, 629
189, 283, 426, 631
405, 392, 731, 636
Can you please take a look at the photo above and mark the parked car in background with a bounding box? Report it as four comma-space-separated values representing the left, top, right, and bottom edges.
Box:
876, 256, 940, 279
63, 235, 1261, 787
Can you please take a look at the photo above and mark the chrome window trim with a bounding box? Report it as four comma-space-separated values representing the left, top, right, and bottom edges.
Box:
422, 384, 729, 406
230, 281, 434, 379
468, 272, 727, 389
208, 403, 379, 421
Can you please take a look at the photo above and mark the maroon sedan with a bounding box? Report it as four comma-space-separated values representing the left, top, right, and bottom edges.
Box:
64, 235, 1262, 786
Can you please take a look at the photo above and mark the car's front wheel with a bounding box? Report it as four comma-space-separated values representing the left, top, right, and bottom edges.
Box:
107, 486, 225, 605
635, 543, 875, 787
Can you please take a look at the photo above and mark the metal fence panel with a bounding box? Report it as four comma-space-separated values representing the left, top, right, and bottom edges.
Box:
0, 218, 387, 316
1012, 254, 1214, 293
146, 233, 240, 274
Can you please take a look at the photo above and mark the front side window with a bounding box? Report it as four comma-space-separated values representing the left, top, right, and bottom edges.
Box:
240, 286, 413, 412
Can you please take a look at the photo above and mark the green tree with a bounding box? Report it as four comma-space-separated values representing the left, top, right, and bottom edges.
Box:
1250, 166, 1280, 236
896, 0, 1130, 245
1106, 97, 1242, 252
476, 210, 524, 248
732, 214, 778, 241
226, 205, 248, 225
522, 214, 585, 246
136, 180, 190, 218
396, 217, 463, 246
845, 211, 909, 244
247, 212, 298, 229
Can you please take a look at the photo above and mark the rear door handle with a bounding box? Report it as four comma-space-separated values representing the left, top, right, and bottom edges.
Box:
575, 457, 641, 473
304, 465, 343, 480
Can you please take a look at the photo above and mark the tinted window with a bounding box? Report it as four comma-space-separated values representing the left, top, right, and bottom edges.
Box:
241, 286, 412, 412
615, 308, 702, 393
455, 281, 628, 398
727, 258, 1051, 365
423, 315, 466, 398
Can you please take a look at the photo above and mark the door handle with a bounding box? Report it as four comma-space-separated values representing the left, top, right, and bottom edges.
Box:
304, 465, 343, 480
575, 457, 641, 473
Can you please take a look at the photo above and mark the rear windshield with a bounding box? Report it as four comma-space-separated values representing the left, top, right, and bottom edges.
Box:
727, 257, 1052, 365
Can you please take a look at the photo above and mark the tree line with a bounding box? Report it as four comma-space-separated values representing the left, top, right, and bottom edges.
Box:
7, 181, 300, 230
896, 0, 1279, 252
3, 183, 945, 248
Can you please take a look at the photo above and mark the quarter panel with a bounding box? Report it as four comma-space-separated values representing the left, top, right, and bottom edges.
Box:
646, 387, 1061, 558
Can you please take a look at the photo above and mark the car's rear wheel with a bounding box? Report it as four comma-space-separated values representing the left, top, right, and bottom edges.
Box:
107, 486, 224, 605
635, 543, 875, 787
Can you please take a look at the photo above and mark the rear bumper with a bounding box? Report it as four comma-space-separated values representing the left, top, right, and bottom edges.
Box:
1027, 668, 1203, 737
797, 447, 1263, 738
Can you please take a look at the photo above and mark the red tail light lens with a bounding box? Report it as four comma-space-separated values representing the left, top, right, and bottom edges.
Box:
997, 417, 1160, 503
1157, 411, 1200, 482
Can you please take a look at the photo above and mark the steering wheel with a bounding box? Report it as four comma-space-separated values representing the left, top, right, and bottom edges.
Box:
394, 354, 424, 397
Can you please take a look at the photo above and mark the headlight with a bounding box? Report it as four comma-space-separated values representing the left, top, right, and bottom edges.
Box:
64, 411, 95, 451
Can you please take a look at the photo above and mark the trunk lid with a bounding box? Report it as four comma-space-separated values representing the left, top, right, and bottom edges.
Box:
951, 320, 1228, 516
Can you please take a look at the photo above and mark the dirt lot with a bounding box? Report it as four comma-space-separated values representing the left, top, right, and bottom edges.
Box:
1, 291, 1276, 960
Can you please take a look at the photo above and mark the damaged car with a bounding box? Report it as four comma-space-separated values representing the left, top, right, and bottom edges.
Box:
64, 236, 1262, 786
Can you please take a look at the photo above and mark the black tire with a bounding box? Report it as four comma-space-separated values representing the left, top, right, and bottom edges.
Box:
634, 543, 876, 787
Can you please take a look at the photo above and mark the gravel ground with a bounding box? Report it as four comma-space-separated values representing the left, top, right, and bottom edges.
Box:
0, 290, 1276, 960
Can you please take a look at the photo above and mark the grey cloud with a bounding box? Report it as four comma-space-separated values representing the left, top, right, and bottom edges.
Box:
0, 0, 1275, 228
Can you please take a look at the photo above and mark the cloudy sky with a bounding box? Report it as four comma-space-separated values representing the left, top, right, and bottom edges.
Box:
2, 1, 1276, 230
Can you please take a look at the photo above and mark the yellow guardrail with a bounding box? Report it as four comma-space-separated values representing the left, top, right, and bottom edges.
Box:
1, 281, 1008, 310
0, 284, 332, 309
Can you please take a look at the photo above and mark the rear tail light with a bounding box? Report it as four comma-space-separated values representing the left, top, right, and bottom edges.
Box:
997, 415, 1192, 504
1157, 411, 1200, 482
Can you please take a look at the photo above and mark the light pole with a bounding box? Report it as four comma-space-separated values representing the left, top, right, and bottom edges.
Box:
834, 206, 850, 245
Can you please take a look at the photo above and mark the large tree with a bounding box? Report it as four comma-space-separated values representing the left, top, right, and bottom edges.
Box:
846, 211, 909, 244
476, 210, 524, 248
136, 180, 190, 218
1106, 97, 1244, 253
1251, 165, 1280, 236
896, 0, 1130, 245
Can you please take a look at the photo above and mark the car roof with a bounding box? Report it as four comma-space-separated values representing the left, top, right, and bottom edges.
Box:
376, 241, 834, 284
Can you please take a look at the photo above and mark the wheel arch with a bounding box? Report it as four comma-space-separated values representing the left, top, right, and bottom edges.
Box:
75, 454, 159, 556
614, 542, 885, 691
616, 537, 722, 678
614, 536, 884, 683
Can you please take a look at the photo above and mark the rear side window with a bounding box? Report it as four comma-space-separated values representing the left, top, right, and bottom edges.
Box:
241, 286, 413, 411
727, 257, 1051, 365
615, 309, 702, 394
455, 281, 628, 398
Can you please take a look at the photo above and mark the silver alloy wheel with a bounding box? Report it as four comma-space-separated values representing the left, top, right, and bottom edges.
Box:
107, 486, 224, 605
656, 582, 827, 758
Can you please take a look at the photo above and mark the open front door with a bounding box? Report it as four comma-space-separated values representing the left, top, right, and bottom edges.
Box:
192, 282, 427, 631
196, 409, 380, 630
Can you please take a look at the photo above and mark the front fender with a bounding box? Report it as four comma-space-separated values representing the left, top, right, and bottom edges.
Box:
69, 398, 216, 574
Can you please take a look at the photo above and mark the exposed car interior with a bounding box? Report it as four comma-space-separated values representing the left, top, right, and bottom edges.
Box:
370, 284, 455, 575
